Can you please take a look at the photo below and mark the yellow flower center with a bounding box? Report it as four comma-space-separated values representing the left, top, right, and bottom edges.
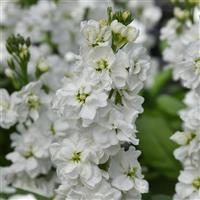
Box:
193, 177, 200, 189
75, 89, 90, 104
26, 93, 40, 109
71, 151, 81, 163
194, 57, 200, 75
96, 59, 109, 72
127, 167, 137, 178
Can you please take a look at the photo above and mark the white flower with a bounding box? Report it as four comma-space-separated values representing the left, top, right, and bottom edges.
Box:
6, 126, 52, 178
50, 134, 102, 187
109, 147, 149, 194
171, 130, 200, 166
123, 43, 150, 91
180, 91, 200, 131
1, 2, 151, 199
81, 20, 111, 47
173, 40, 200, 91
175, 168, 200, 199
51, 0, 84, 55
85, 46, 128, 88
15, 1, 55, 43
52, 73, 108, 121
130, 20, 153, 48
7, 172, 57, 198
123, 188, 142, 200
85, 46, 115, 89
160, 18, 180, 42
0, 89, 18, 129
34, 111, 77, 142
128, 0, 161, 30
16, 81, 49, 122
0, 167, 15, 193
55, 179, 121, 200
93, 104, 139, 145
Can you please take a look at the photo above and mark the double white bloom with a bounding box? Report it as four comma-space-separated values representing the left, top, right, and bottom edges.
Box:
51, 12, 150, 199
0, 1, 153, 198
162, 3, 200, 200
0, 89, 18, 129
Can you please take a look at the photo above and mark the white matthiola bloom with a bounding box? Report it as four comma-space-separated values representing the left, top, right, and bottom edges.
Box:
123, 43, 150, 91
164, 4, 200, 199
0, 89, 18, 129
109, 147, 148, 194
1, 2, 152, 199
7, 172, 57, 198
173, 40, 200, 91
6, 126, 52, 178
52, 74, 108, 121
171, 92, 200, 168
51, 9, 149, 199
34, 111, 77, 142
160, 18, 181, 42
182, 22, 200, 45
85, 46, 128, 88
50, 134, 102, 187
55, 179, 121, 200
130, 19, 154, 48
171, 130, 200, 166
0, 2, 22, 28
128, 0, 161, 30
94, 104, 138, 145
84, 123, 119, 152
121, 91, 144, 113
15, 1, 56, 43
35, 55, 70, 91
0, 167, 15, 193
180, 91, 200, 131
85, 46, 115, 89
51, 0, 84, 55
175, 168, 200, 200
81, 20, 111, 47
16, 81, 49, 122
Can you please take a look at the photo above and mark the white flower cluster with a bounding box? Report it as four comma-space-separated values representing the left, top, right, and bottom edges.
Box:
161, 2, 200, 200
51, 12, 150, 199
0, 2, 152, 199
161, 4, 200, 91
0, 0, 160, 88
1, 82, 59, 197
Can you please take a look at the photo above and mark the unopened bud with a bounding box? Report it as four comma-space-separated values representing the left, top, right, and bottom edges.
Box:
174, 7, 189, 21
122, 11, 131, 21
5, 68, 14, 78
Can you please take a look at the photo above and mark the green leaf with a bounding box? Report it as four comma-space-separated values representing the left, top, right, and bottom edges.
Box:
137, 109, 181, 179
159, 40, 170, 52
157, 95, 185, 116
152, 194, 172, 200
19, 0, 38, 7
143, 194, 172, 200
150, 69, 172, 97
